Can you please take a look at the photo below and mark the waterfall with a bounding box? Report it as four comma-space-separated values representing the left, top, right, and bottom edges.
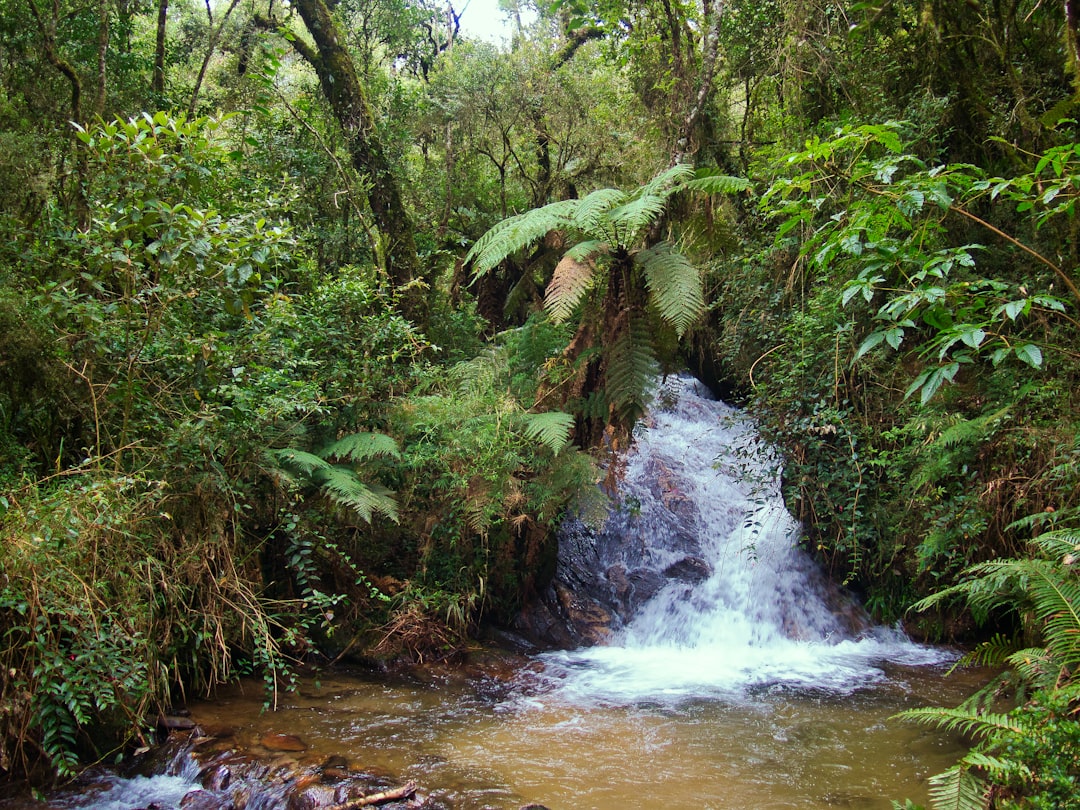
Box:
539, 375, 950, 702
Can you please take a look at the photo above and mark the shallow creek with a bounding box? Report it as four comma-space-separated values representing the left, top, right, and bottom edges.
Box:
172, 659, 983, 810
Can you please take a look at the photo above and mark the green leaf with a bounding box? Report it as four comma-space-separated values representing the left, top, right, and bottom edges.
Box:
322, 431, 401, 462
685, 170, 752, 194
1014, 343, 1043, 368
521, 411, 576, 454
854, 330, 886, 361
636, 243, 704, 336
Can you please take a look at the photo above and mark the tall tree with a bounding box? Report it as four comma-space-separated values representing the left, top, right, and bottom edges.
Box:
289, 0, 425, 320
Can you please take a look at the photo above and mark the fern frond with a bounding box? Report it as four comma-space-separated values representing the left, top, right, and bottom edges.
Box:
927, 766, 989, 810
322, 431, 401, 462
565, 239, 609, 262
954, 633, 1019, 669
317, 467, 399, 524
1029, 528, 1080, 562
933, 405, 1011, 449
1026, 562, 1080, 667
545, 253, 598, 323
266, 448, 331, 476
572, 188, 626, 235
466, 199, 578, 275
608, 193, 670, 241
1006, 646, 1066, 690
639, 163, 695, 197
605, 316, 658, 420
636, 242, 704, 336
521, 411, 575, 454
685, 169, 752, 194
961, 752, 1030, 781
894, 706, 1022, 739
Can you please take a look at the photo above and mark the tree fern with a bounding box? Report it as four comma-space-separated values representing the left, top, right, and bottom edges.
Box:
521, 411, 575, 454
465, 165, 747, 440
605, 315, 659, 421
546, 253, 599, 323
636, 242, 705, 336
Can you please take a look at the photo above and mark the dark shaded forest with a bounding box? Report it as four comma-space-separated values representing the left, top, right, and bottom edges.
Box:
0, 0, 1078, 805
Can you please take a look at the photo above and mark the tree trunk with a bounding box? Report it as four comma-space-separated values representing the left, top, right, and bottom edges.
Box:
289, 0, 425, 322
25, 0, 89, 228
94, 0, 108, 117
153, 0, 168, 97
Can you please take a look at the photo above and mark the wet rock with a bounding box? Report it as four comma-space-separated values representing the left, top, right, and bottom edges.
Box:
260, 733, 307, 752
627, 567, 664, 603
512, 593, 578, 649
554, 581, 613, 646
180, 790, 234, 810
321, 755, 349, 771
663, 556, 713, 583
159, 714, 197, 731
201, 763, 232, 791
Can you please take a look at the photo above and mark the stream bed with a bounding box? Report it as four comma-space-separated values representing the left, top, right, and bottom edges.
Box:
170, 658, 983, 810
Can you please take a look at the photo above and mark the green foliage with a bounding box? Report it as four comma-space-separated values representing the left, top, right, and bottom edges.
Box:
467, 164, 746, 437
896, 527, 1080, 809
266, 432, 401, 524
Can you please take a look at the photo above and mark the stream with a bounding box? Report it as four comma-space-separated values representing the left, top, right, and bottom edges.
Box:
6, 375, 984, 809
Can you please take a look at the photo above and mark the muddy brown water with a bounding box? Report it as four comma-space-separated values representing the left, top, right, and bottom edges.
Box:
167, 658, 984, 810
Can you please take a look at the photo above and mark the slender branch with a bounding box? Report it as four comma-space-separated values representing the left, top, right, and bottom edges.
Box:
949, 204, 1080, 307
188, 0, 242, 116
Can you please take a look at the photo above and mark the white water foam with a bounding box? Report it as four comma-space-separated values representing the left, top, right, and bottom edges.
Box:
539, 375, 952, 703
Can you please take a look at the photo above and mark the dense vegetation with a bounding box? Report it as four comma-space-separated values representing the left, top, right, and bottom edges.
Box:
0, 0, 1077, 805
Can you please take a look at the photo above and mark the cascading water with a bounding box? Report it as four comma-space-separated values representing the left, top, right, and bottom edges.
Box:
538, 374, 950, 702
11, 374, 969, 810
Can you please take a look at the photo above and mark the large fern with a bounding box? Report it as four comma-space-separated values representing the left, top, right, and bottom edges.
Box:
898, 525, 1080, 809
636, 242, 704, 337
466, 165, 748, 441
265, 431, 401, 524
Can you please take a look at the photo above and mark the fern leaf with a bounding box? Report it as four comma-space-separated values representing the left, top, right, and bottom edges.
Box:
605, 316, 658, 420
521, 411, 575, 454
636, 243, 704, 336
1006, 646, 1066, 689
927, 766, 989, 810
466, 199, 579, 275
1026, 562, 1080, 666
572, 188, 626, 235
1029, 528, 1080, 562
317, 467, 399, 524
961, 752, 1029, 781
565, 239, 609, 262
608, 193, 670, 241
545, 253, 598, 323
685, 169, 752, 194
895, 706, 1022, 739
266, 448, 331, 476
639, 163, 695, 197
322, 431, 401, 462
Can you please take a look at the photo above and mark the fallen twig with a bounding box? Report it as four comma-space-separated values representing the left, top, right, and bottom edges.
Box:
325, 781, 417, 809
